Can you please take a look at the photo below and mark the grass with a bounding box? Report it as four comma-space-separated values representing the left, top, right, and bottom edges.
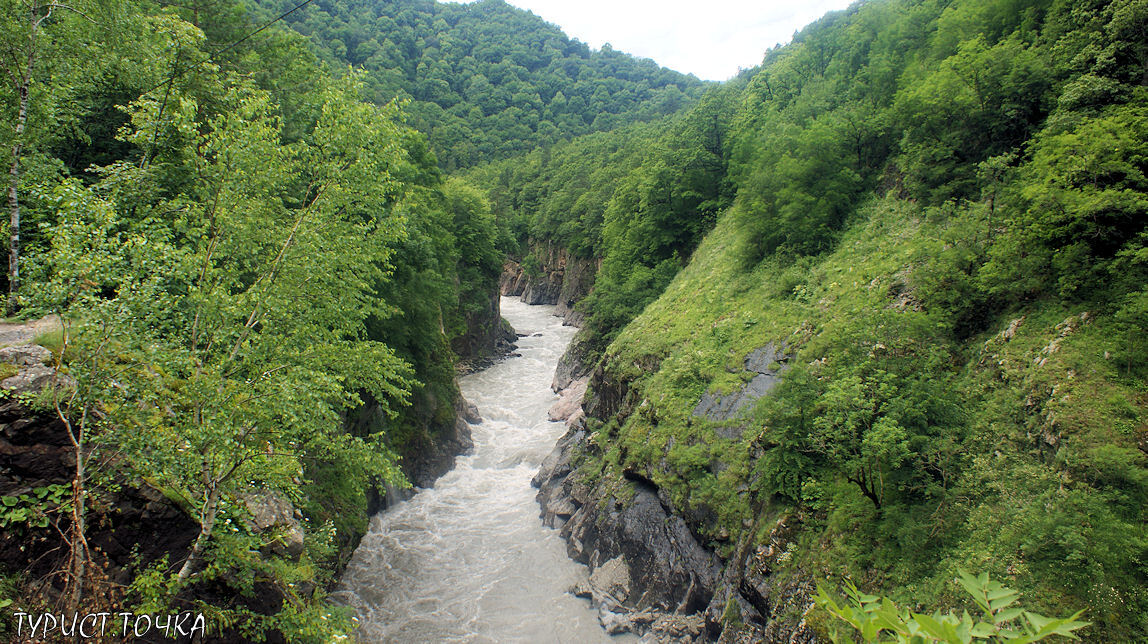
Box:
32, 329, 65, 363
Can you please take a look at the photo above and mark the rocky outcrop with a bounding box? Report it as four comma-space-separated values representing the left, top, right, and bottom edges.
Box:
554, 252, 597, 326
0, 343, 60, 395
240, 491, 306, 559
534, 368, 723, 638
552, 328, 596, 391
0, 398, 377, 643
693, 342, 791, 426
534, 347, 819, 642
348, 389, 479, 504
535, 419, 724, 637
405, 392, 478, 488
501, 244, 597, 325
500, 257, 562, 305
547, 377, 587, 423
0, 398, 199, 610
697, 515, 821, 643
452, 289, 518, 370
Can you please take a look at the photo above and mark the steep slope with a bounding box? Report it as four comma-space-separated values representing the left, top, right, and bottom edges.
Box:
522, 0, 1148, 640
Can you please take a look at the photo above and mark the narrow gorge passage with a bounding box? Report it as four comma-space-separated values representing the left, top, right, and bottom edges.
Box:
334, 298, 616, 642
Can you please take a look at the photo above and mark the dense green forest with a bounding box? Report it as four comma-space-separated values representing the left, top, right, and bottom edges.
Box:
474, 0, 1148, 640
252, 0, 706, 169
0, 0, 512, 638
0, 0, 1146, 640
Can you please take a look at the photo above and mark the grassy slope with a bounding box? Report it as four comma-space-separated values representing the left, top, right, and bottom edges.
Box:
583, 196, 1147, 638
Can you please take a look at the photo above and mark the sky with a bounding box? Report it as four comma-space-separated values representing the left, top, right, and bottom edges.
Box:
460, 0, 859, 81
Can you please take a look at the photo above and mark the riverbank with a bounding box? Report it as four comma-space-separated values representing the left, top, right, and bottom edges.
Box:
334, 299, 615, 641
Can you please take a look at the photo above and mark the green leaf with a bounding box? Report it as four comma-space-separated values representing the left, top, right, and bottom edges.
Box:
969, 622, 996, 638
993, 607, 1024, 625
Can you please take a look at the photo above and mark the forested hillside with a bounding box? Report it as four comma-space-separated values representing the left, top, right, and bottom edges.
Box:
0, 0, 519, 639
0, 0, 1145, 641
483, 0, 1148, 640
252, 0, 706, 169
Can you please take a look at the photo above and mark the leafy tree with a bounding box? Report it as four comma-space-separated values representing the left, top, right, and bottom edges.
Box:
981, 104, 1148, 301
0, 0, 113, 309
30, 69, 416, 635
753, 309, 961, 512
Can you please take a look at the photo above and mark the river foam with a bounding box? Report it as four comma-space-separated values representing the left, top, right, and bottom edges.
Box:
334, 298, 617, 643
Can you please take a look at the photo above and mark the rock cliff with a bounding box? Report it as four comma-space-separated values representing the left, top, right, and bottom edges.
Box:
500, 243, 597, 326
451, 289, 518, 371
533, 356, 820, 642
0, 398, 309, 643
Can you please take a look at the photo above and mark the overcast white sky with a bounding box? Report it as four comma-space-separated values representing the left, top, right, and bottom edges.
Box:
457, 0, 859, 81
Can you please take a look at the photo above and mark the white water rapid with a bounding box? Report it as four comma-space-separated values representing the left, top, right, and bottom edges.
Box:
334, 298, 618, 643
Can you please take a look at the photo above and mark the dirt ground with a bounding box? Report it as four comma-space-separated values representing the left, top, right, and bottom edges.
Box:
0, 315, 63, 347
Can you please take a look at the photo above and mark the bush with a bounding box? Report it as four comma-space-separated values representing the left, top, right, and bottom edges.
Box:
816, 571, 1089, 643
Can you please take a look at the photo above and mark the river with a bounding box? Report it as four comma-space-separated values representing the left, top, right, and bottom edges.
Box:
334, 298, 616, 643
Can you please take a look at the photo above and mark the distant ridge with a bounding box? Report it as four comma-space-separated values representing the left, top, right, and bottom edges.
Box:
254, 0, 706, 168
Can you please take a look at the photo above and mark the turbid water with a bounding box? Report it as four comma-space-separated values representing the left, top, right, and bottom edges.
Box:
334, 298, 616, 643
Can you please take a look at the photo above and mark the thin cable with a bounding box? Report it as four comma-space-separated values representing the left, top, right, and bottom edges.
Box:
139, 0, 318, 97
210, 0, 317, 60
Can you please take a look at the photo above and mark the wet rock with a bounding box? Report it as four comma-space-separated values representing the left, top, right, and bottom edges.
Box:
590, 556, 632, 606
599, 605, 634, 635
548, 377, 588, 422
553, 330, 594, 391
572, 579, 594, 599
555, 254, 596, 324
462, 399, 482, 424
348, 372, 477, 516
453, 289, 518, 365
538, 352, 829, 643
564, 478, 722, 614
500, 260, 528, 296
646, 613, 706, 642
523, 277, 562, 305
501, 244, 597, 313
534, 421, 587, 529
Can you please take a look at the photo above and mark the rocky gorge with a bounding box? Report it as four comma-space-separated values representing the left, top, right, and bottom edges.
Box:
534, 363, 820, 643
498, 247, 818, 642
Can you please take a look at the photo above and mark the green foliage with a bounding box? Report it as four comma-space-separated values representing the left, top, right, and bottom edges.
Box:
2, 0, 1146, 639
0, 484, 69, 530
895, 34, 1052, 203
816, 571, 1089, 643
442, 177, 503, 317
733, 114, 866, 260
471, 81, 740, 348
754, 307, 963, 512
1113, 289, 1148, 377
496, 0, 1148, 639
585, 189, 1148, 639
251, 0, 705, 169
0, 0, 505, 634
982, 102, 1148, 302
